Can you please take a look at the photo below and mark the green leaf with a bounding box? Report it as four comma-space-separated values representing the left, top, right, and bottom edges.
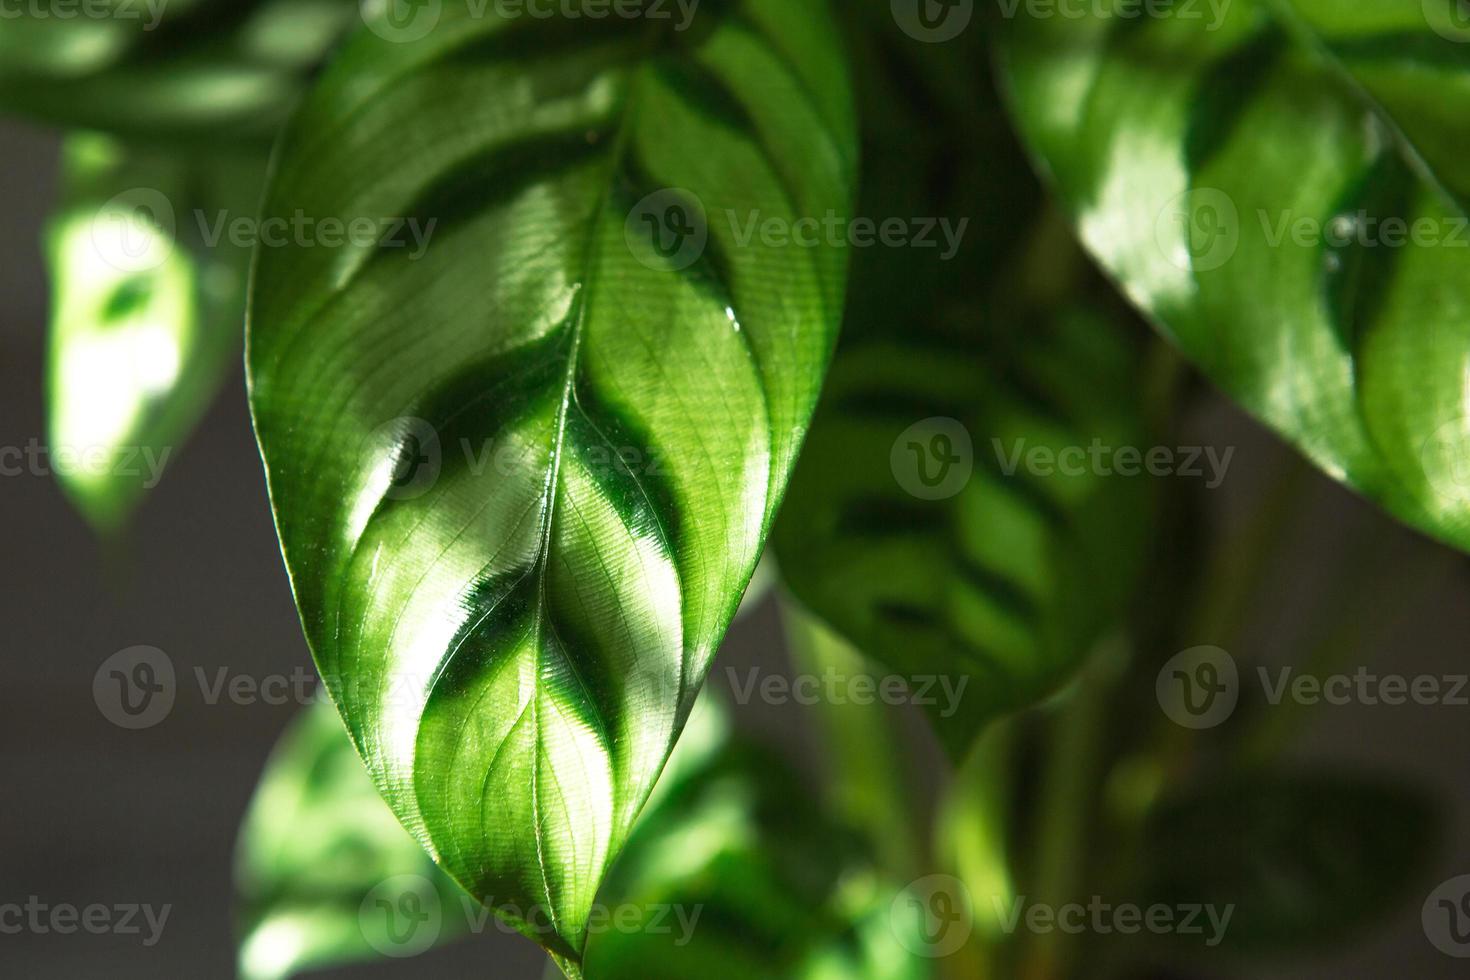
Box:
582, 697, 930, 980
246, 1, 855, 968
996, 0, 1470, 553
1135, 771, 1440, 952
234, 700, 470, 980
46, 133, 262, 531
774, 10, 1153, 755
0, 0, 356, 142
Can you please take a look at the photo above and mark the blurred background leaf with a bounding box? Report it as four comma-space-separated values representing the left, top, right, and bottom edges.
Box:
1131, 771, 1440, 955
45, 133, 263, 531
0, 0, 357, 144
775, 3, 1158, 757
234, 699, 470, 980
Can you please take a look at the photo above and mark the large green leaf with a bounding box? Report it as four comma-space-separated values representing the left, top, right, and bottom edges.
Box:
247, 0, 854, 970
1134, 771, 1439, 952
774, 8, 1154, 755
46, 133, 262, 530
0, 0, 355, 142
996, 0, 1470, 553
234, 700, 470, 980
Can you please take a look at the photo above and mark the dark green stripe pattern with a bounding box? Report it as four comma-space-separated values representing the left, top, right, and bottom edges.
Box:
998, 0, 1470, 553
247, 0, 854, 968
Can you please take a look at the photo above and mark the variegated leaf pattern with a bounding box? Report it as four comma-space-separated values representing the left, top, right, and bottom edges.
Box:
247, 0, 854, 970
997, 0, 1470, 553
0, 0, 357, 142
774, 6, 1153, 756
775, 307, 1153, 756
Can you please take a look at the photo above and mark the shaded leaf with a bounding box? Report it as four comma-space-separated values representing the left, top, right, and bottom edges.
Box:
1136, 771, 1439, 952
247, 0, 855, 969
0, 0, 356, 143
775, 8, 1154, 755
996, 0, 1470, 552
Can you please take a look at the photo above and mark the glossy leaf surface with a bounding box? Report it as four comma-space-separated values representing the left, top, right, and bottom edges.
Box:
46, 133, 261, 530
775, 9, 1154, 755
247, 0, 854, 967
0, 0, 355, 142
234, 700, 469, 980
1136, 771, 1439, 951
997, 0, 1470, 552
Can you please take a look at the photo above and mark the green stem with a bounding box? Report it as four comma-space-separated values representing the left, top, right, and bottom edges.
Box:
780, 599, 923, 880
1020, 636, 1128, 980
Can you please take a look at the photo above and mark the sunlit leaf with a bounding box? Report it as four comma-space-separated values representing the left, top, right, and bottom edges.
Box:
234, 700, 470, 980
996, 0, 1470, 552
46, 133, 261, 530
246, 1, 855, 970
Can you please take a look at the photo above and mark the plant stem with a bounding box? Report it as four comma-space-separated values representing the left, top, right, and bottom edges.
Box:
1019, 636, 1128, 980
780, 599, 923, 880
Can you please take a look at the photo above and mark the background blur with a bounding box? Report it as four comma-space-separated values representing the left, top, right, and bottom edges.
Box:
2, 117, 1468, 978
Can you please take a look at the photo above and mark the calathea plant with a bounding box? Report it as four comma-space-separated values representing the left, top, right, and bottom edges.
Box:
7, 0, 1469, 977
